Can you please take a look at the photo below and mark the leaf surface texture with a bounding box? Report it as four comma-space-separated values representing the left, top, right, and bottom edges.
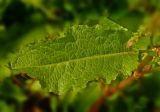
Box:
11, 19, 138, 95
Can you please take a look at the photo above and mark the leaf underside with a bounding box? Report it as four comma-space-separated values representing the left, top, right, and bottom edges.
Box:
10, 18, 138, 95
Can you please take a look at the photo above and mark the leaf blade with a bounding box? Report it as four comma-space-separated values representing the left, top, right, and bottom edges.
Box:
10, 18, 138, 95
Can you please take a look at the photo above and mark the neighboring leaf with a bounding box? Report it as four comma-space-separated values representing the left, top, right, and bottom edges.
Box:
153, 28, 160, 46
70, 82, 102, 112
0, 101, 14, 112
0, 78, 27, 104
127, 25, 150, 50
10, 18, 138, 95
0, 66, 11, 81
132, 36, 150, 50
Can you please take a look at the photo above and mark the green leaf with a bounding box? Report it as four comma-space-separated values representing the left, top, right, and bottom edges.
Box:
0, 66, 11, 81
0, 78, 27, 103
133, 36, 150, 50
0, 101, 14, 112
70, 82, 102, 112
10, 18, 138, 95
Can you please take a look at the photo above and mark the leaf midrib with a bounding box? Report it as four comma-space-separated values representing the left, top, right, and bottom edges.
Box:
12, 51, 136, 70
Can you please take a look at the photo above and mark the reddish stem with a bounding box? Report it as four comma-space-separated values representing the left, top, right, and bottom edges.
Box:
89, 55, 153, 112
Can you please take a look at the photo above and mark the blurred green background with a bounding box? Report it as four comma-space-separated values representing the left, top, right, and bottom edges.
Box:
0, 0, 147, 61
0, 0, 160, 112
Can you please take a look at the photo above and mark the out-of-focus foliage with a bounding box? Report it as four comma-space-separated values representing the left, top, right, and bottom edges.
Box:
0, 72, 160, 112
0, 0, 144, 60
0, 0, 160, 112
99, 73, 160, 112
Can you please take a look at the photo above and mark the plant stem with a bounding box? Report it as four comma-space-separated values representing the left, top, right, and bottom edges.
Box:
89, 54, 153, 112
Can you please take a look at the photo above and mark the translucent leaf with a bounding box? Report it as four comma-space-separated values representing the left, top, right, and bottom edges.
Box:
10, 18, 138, 95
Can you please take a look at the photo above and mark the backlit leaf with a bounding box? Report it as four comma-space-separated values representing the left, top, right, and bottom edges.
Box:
10, 19, 138, 95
